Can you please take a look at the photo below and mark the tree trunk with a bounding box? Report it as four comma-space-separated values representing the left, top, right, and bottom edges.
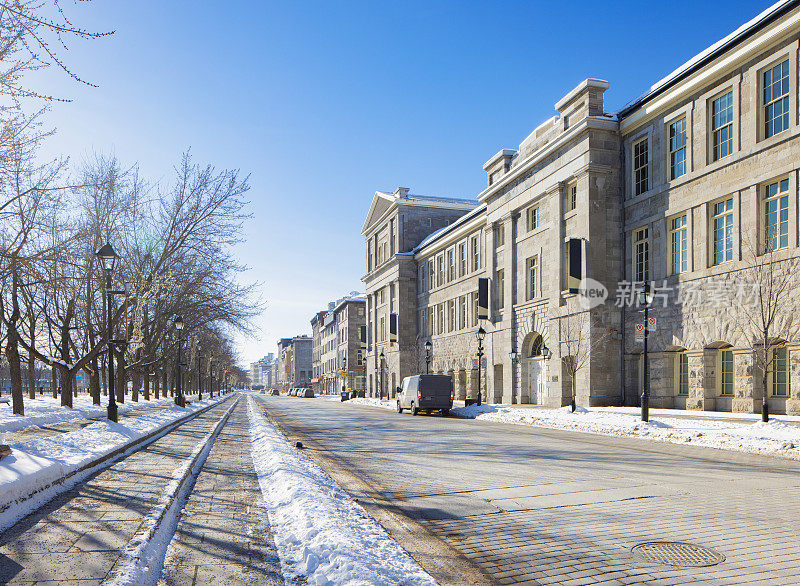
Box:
162, 368, 167, 399
90, 361, 101, 405
61, 370, 75, 406
143, 371, 150, 401
27, 321, 36, 401
7, 330, 24, 416
51, 365, 57, 398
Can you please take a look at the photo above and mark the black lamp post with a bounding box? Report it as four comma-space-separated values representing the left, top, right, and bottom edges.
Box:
379, 350, 385, 400
196, 343, 203, 401
639, 284, 653, 422
96, 243, 119, 422
174, 316, 185, 407
342, 355, 347, 395
424, 340, 432, 374
475, 326, 486, 407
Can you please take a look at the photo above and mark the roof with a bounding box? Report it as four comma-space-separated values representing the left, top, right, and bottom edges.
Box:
362, 187, 478, 234
619, 0, 797, 118
412, 203, 488, 255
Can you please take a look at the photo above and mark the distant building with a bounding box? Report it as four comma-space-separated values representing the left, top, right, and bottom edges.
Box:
249, 353, 275, 388
277, 336, 313, 389
313, 294, 367, 395
310, 311, 328, 393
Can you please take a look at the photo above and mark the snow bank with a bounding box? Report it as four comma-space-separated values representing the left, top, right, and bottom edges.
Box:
0, 393, 204, 434
347, 397, 395, 410
0, 394, 231, 531
106, 399, 238, 586
246, 395, 435, 586
452, 403, 800, 459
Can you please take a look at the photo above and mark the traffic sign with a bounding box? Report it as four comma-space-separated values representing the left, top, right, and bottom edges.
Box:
647, 317, 656, 332
635, 323, 645, 343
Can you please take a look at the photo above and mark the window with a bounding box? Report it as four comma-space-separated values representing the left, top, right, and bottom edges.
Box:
567, 183, 577, 211
772, 347, 789, 396
670, 215, 688, 275
526, 206, 540, 231
764, 59, 789, 139
357, 350, 364, 366
633, 139, 648, 195
389, 219, 395, 255
471, 291, 479, 326
447, 249, 455, 282
447, 300, 455, 332
380, 317, 386, 341
712, 198, 734, 265
633, 227, 649, 283
711, 90, 733, 161
495, 269, 505, 310
458, 243, 467, 276
458, 295, 466, 329
677, 353, 689, 396
379, 288, 385, 305
764, 178, 789, 252
719, 349, 733, 396
427, 259, 435, 289
495, 224, 505, 247
470, 234, 480, 271
437, 304, 444, 335
436, 255, 444, 285
526, 256, 539, 300
669, 117, 687, 180
428, 307, 434, 336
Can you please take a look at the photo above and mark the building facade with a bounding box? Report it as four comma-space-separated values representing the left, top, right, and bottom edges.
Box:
313, 295, 367, 395
310, 311, 327, 393
361, 1, 800, 415
276, 336, 313, 390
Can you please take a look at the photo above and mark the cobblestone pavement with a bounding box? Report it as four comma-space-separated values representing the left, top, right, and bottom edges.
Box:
0, 396, 237, 584
260, 396, 800, 586
3, 396, 186, 444
160, 399, 282, 585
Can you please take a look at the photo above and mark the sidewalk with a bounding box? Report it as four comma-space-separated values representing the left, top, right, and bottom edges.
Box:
0, 398, 235, 584
160, 399, 282, 585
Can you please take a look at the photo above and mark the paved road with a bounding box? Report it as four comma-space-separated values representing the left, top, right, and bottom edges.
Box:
258, 395, 800, 586
0, 396, 281, 585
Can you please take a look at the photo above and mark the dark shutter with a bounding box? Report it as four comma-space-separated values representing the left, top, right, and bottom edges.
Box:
568, 238, 582, 294
389, 313, 398, 343
477, 277, 489, 320
360, 325, 367, 349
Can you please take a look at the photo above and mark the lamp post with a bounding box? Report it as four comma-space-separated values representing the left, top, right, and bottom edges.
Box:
638, 284, 653, 422
196, 343, 202, 401
475, 326, 486, 407
342, 355, 347, 395
209, 356, 214, 399
424, 340, 432, 374
174, 316, 185, 407
379, 350, 385, 400
96, 243, 120, 422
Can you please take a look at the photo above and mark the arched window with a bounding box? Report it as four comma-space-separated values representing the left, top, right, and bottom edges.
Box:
527, 334, 544, 358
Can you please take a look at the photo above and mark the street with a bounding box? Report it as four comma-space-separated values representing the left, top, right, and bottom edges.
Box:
257, 395, 800, 585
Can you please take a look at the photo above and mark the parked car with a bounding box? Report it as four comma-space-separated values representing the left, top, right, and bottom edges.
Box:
290, 388, 296, 396
301, 388, 314, 398
396, 374, 453, 416
270, 389, 279, 396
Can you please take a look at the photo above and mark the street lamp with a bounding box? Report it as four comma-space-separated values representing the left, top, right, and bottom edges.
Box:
342, 355, 347, 395
424, 340, 432, 374
196, 343, 203, 401
174, 316, 185, 407
638, 283, 654, 422
96, 242, 119, 422
379, 350, 385, 400
474, 326, 486, 407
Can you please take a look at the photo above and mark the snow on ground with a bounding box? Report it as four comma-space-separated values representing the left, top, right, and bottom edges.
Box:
0, 393, 202, 437
451, 403, 800, 460
246, 395, 436, 586
107, 399, 238, 586
0, 394, 230, 531
338, 397, 800, 460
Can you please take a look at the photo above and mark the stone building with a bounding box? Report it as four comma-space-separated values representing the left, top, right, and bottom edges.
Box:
310, 311, 327, 393
276, 336, 313, 390
619, 0, 800, 415
361, 1, 800, 414
314, 295, 367, 395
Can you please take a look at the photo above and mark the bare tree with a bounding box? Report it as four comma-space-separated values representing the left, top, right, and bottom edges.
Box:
735, 234, 800, 421
557, 309, 607, 412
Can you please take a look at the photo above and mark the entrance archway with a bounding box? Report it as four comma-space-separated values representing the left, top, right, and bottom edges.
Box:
522, 332, 546, 404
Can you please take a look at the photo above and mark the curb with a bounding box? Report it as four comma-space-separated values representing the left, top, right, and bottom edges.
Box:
0, 393, 236, 518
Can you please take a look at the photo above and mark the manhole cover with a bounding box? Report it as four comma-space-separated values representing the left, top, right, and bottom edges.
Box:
631, 542, 725, 567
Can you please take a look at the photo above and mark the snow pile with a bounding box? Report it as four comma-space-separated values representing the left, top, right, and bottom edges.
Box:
106, 399, 237, 586
0, 393, 201, 434
452, 403, 800, 459
347, 397, 395, 410
0, 394, 229, 531
246, 395, 436, 585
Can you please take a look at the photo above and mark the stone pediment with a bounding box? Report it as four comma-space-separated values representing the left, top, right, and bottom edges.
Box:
361, 190, 400, 235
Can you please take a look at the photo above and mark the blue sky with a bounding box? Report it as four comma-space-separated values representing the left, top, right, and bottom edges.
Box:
29, 0, 775, 364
